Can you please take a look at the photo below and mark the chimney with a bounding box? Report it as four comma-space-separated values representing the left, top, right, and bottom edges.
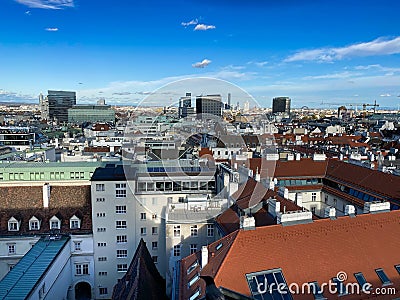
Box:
268, 198, 280, 218
255, 167, 260, 182
234, 162, 238, 170
345, 205, 355, 217
269, 179, 275, 190
43, 183, 50, 208
278, 187, 289, 199
277, 210, 313, 226
201, 246, 208, 268
240, 215, 256, 230
295, 153, 301, 161
295, 193, 303, 207
363, 201, 390, 214
324, 206, 336, 219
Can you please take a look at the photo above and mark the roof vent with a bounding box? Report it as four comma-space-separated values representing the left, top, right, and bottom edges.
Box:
363, 201, 390, 214
313, 153, 326, 161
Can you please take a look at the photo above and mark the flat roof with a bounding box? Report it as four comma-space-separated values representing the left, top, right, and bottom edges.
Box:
0, 235, 70, 299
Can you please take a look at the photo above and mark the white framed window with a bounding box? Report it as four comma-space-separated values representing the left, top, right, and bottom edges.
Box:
117, 264, 128, 272
116, 205, 126, 214
116, 220, 127, 229
49, 216, 61, 230
152, 227, 158, 235
29, 216, 40, 231
96, 197, 105, 202
140, 212, 146, 220
74, 241, 81, 251
69, 215, 81, 229
98, 257, 107, 261
75, 263, 89, 275
97, 227, 106, 232
8, 217, 20, 232
99, 287, 108, 295
190, 244, 197, 254
98, 242, 107, 247
173, 225, 181, 237
115, 183, 126, 198
8, 244, 16, 255
311, 192, 317, 202
190, 225, 198, 237
96, 184, 105, 191
140, 227, 147, 236
97, 212, 106, 217
98, 271, 107, 276
207, 224, 214, 237
116, 235, 127, 243
152, 213, 157, 220
173, 244, 181, 257
117, 249, 127, 258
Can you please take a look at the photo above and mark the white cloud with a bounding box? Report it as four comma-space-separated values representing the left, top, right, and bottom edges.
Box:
285, 36, 400, 62
25, 10, 31, 15
380, 93, 391, 97
194, 24, 216, 31
181, 19, 198, 27
15, 0, 74, 9
192, 59, 212, 68
303, 71, 362, 80
45, 27, 59, 31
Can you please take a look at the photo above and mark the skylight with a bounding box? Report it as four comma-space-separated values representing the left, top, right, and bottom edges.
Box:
375, 269, 392, 286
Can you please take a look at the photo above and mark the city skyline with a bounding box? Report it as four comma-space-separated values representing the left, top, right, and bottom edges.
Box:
1, 0, 400, 108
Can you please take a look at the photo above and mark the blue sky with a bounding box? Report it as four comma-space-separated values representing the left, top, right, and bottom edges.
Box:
1, 0, 400, 108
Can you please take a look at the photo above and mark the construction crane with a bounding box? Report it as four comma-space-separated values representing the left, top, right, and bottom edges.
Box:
362, 100, 379, 114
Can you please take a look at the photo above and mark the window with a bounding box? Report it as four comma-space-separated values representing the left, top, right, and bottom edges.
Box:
97, 227, 106, 232
8, 244, 16, 255
8, 217, 19, 231
98, 257, 107, 261
140, 227, 147, 236
207, 224, 214, 237
174, 225, 181, 237
246, 269, 293, 300
354, 272, 371, 292
98, 242, 107, 247
99, 287, 108, 295
190, 244, 197, 254
152, 213, 157, 220
96, 184, 105, 191
116, 205, 127, 214
117, 249, 128, 258
29, 216, 40, 231
117, 264, 128, 272
70, 215, 80, 229
187, 262, 198, 275
137, 182, 146, 192
190, 225, 198, 237
324, 195, 328, 203
117, 235, 127, 243
115, 183, 126, 198
75, 263, 89, 275
116, 220, 127, 229
49, 216, 60, 230
188, 273, 200, 287
152, 227, 158, 235
152, 241, 158, 250
140, 212, 146, 220
173, 244, 181, 257
117, 249, 127, 258
395, 265, 400, 275
311, 193, 317, 202
152, 197, 158, 205
309, 281, 326, 299
311, 207, 316, 214
189, 288, 201, 300
97, 212, 106, 217
332, 277, 347, 296
96, 197, 105, 202
375, 268, 392, 286
152, 256, 158, 264
74, 241, 81, 251
98, 271, 107, 276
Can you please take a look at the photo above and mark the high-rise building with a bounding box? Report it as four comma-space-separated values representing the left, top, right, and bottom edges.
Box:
68, 101, 115, 124
195, 94, 223, 118
272, 97, 291, 114
178, 93, 194, 118
38, 93, 49, 120
46, 90, 77, 123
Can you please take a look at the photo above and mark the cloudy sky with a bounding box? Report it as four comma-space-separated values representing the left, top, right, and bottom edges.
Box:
1, 0, 400, 108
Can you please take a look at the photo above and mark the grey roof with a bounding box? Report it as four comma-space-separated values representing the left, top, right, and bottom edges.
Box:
0, 235, 70, 300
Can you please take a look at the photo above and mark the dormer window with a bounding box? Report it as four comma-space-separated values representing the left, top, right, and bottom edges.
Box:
49, 216, 61, 230
8, 217, 20, 232
29, 216, 41, 231
70, 215, 81, 229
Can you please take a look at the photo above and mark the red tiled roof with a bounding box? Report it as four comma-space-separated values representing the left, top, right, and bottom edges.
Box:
204, 210, 400, 299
